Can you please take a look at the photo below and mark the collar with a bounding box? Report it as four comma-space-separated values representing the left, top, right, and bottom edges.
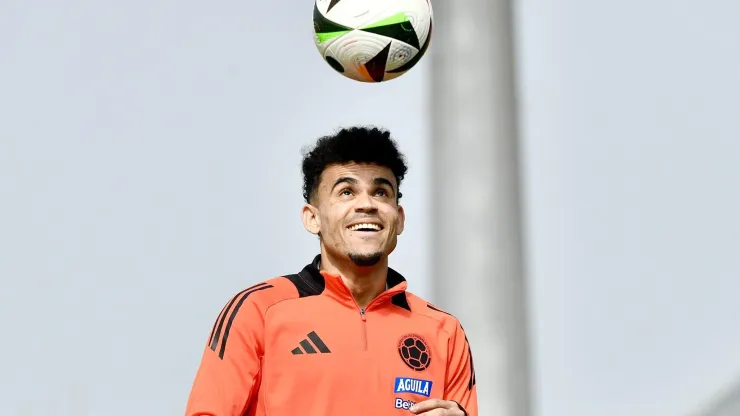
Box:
295, 254, 411, 312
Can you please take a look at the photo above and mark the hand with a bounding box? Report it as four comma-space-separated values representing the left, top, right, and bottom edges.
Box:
409, 399, 467, 415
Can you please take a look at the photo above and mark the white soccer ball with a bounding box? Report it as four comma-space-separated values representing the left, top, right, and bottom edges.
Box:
313, 0, 434, 83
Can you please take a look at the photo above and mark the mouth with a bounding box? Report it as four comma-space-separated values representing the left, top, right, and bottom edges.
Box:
347, 222, 384, 232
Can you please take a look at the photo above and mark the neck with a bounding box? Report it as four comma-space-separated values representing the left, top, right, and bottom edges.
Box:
319, 249, 388, 309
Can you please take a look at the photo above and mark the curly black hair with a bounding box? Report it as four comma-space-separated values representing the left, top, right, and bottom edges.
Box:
301, 126, 408, 204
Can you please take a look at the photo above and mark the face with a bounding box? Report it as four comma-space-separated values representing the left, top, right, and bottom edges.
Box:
302, 162, 405, 267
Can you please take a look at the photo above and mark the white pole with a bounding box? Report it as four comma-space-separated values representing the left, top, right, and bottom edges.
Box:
684, 376, 740, 416
428, 0, 532, 414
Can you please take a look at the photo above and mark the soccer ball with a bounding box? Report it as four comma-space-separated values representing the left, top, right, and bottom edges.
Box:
312, 0, 434, 82
398, 334, 431, 371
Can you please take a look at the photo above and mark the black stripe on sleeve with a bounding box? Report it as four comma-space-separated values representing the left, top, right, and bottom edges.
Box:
208, 302, 230, 347
427, 303, 476, 390
209, 282, 268, 351
217, 285, 273, 359
462, 328, 476, 390
426, 303, 451, 315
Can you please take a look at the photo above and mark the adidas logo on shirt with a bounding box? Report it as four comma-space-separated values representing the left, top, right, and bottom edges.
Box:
291, 331, 331, 354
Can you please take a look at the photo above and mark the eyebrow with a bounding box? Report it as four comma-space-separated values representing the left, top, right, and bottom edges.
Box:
373, 177, 395, 191
332, 177, 358, 191
331, 176, 396, 193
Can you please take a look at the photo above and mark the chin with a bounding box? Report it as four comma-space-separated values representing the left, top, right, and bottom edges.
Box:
348, 251, 383, 267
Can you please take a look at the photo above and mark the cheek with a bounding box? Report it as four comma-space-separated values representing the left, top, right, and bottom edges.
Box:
384, 210, 401, 227
320, 209, 344, 236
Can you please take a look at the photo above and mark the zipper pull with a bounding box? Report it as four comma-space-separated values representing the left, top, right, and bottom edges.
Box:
360, 308, 366, 321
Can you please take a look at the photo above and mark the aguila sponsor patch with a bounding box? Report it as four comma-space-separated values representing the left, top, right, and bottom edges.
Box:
394, 377, 433, 397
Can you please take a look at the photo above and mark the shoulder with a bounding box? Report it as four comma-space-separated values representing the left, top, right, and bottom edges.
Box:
204, 275, 305, 346
204, 276, 301, 358
210, 256, 328, 325
216, 275, 306, 316
404, 292, 465, 336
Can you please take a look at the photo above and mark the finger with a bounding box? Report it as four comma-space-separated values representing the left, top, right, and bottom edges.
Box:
409, 399, 453, 414
416, 408, 465, 416
412, 409, 448, 416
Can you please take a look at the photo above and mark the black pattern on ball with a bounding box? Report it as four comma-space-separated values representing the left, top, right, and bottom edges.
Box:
325, 56, 344, 73
398, 334, 431, 371
387, 18, 433, 74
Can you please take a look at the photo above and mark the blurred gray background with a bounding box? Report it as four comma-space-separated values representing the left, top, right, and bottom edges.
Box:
1, 0, 739, 415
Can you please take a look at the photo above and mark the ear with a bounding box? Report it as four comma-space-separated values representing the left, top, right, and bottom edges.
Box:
301, 203, 321, 235
396, 205, 405, 236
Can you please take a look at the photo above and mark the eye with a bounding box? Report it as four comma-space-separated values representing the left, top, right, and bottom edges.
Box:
376, 187, 394, 198
340, 189, 353, 196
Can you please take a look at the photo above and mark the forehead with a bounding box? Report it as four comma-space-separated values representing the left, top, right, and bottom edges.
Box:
319, 162, 396, 187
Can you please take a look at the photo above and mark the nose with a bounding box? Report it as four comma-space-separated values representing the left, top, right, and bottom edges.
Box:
354, 190, 378, 213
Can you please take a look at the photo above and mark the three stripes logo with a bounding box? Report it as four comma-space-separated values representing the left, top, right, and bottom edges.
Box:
291, 331, 331, 355
208, 282, 273, 360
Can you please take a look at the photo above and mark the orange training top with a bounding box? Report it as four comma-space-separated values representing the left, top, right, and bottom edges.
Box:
185, 255, 478, 416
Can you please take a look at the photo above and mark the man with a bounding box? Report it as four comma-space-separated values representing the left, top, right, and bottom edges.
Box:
185, 126, 478, 415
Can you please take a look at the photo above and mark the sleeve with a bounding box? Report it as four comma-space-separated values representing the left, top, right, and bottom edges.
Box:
185, 287, 268, 416
444, 321, 478, 416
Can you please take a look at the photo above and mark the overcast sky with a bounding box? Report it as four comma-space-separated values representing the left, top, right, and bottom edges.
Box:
1, 0, 739, 415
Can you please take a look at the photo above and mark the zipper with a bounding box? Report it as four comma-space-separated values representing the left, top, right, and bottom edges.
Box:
360, 308, 367, 351
357, 293, 394, 352
331, 275, 403, 353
